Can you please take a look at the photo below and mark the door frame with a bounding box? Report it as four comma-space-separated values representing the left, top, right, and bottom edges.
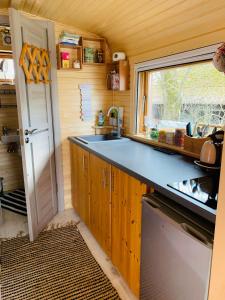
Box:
8, 8, 65, 212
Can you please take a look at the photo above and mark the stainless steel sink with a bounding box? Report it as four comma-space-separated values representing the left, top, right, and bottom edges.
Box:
75, 134, 126, 144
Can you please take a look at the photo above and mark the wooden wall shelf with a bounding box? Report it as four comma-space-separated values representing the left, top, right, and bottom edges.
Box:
130, 134, 200, 159
82, 37, 106, 65
56, 36, 106, 70
107, 60, 130, 91
56, 44, 82, 70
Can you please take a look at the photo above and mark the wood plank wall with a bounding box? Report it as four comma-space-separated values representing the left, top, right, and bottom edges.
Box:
54, 23, 115, 208
0, 91, 23, 191
113, 90, 131, 133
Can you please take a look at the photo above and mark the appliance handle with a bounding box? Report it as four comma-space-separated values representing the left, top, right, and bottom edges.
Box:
142, 196, 161, 209
181, 223, 212, 246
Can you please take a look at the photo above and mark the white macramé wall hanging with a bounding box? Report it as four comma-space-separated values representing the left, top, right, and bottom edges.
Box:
79, 84, 92, 121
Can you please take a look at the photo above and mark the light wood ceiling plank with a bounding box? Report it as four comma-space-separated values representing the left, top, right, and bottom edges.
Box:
23, 0, 37, 12
2, 0, 225, 58
0, 0, 10, 8
89, 0, 155, 34
98, 0, 194, 38
92, 0, 170, 34
42, 0, 76, 20
29, 0, 46, 15
118, 8, 225, 56
101, 0, 219, 44
9, 0, 22, 9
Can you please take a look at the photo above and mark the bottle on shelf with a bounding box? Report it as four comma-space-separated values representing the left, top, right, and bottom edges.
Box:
97, 110, 105, 126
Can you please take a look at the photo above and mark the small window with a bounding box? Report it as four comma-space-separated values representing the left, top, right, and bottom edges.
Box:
0, 55, 15, 84
136, 58, 225, 135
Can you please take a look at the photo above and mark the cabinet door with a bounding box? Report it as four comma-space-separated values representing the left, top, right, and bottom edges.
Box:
70, 143, 90, 226
89, 154, 111, 257
111, 166, 147, 297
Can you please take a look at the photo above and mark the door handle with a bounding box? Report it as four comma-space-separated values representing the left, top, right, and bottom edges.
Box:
24, 129, 38, 135
143, 196, 161, 209
181, 223, 211, 246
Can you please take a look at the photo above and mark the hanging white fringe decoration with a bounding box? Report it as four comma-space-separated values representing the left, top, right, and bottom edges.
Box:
213, 43, 225, 73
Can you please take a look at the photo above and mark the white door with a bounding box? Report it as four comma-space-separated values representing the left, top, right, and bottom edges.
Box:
9, 8, 58, 240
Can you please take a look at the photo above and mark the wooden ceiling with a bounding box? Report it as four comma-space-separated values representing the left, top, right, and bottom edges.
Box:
1, 0, 225, 57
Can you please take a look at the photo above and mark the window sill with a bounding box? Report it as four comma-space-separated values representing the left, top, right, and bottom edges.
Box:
128, 134, 200, 159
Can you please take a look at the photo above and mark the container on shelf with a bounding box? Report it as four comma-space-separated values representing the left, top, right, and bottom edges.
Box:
150, 128, 159, 140
111, 71, 120, 90
61, 51, 70, 68
184, 135, 210, 155
73, 59, 81, 69
84, 47, 95, 63
166, 131, 175, 145
97, 110, 105, 126
96, 49, 104, 63
158, 130, 167, 143
175, 128, 185, 147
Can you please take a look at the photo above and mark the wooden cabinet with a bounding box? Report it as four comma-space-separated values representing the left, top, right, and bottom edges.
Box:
89, 153, 112, 257
70, 143, 90, 226
70, 142, 147, 297
111, 166, 147, 297
107, 60, 129, 91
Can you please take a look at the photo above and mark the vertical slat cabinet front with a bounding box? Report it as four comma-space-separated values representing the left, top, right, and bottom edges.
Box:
70, 143, 90, 226
78, 147, 90, 226
89, 154, 112, 257
70, 143, 79, 212
111, 166, 147, 298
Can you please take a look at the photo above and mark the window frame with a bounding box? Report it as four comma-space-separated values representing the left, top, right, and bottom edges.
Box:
134, 43, 221, 134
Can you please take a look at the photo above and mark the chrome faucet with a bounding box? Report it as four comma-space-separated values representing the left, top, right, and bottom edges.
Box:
107, 106, 121, 138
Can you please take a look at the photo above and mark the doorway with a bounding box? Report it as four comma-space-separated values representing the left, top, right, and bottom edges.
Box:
0, 11, 64, 240
0, 24, 28, 237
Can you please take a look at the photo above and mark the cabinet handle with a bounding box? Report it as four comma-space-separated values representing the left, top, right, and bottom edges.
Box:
102, 168, 106, 188
82, 155, 85, 170
112, 171, 114, 192
83, 155, 88, 172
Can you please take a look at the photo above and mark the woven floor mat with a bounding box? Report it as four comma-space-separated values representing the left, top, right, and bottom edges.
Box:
0, 224, 120, 300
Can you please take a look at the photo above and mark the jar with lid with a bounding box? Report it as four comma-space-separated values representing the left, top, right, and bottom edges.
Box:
73, 59, 81, 69
175, 128, 185, 147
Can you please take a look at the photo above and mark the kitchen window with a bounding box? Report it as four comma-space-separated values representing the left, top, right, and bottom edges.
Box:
135, 45, 225, 136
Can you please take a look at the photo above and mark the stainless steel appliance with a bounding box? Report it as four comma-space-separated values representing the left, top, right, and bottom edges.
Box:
140, 193, 213, 300
200, 130, 224, 167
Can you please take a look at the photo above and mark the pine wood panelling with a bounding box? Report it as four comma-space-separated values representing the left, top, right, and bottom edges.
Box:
89, 153, 111, 257
70, 142, 90, 226
113, 90, 131, 133
0, 144, 23, 191
2, 0, 225, 58
0, 92, 23, 191
111, 166, 147, 297
55, 22, 112, 209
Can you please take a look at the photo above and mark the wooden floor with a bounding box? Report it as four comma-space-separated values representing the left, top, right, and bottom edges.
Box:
0, 209, 28, 238
0, 208, 137, 300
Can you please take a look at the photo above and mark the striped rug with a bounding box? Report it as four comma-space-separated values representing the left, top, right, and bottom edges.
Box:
0, 189, 26, 215
0, 224, 120, 300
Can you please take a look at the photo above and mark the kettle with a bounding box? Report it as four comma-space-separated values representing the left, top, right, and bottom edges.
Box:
200, 130, 224, 167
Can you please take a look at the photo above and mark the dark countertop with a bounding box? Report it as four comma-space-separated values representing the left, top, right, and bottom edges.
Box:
69, 136, 216, 223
